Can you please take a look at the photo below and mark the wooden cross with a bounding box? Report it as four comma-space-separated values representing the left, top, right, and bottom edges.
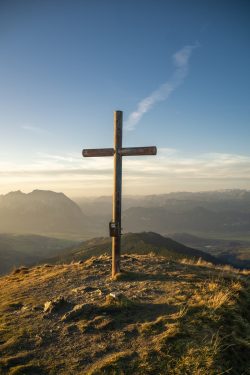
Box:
82, 110, 157, 277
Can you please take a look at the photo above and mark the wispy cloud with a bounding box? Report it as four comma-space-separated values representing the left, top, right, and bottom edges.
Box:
1, 150, 249, 196
22, 125, 50, 135
0, 150, 249, 180
125, 43, 199, 131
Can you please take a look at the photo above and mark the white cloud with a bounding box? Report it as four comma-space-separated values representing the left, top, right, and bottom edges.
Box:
173, 44, 198, 67
124, 43, 199, 131
0, 150, 250, 197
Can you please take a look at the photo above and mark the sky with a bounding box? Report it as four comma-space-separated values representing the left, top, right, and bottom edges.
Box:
0, 0, 249, 197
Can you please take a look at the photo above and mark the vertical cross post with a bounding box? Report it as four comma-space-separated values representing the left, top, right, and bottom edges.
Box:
82, 110, 156, 278
112, 111, 122, 277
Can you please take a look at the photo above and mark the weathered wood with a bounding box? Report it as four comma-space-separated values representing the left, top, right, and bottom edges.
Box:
82, 148, 114, 157
112, 111, 122, 278
82, 110, 156, 278
120, 146, 157, 156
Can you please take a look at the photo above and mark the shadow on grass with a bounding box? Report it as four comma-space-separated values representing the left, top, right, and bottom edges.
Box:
80, 301, 179, 335
114, 271, 171, 282
113, 270, 198, 283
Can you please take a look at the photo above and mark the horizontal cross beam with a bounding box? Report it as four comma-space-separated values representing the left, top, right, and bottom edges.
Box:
82, 146, 157, 157
82, 148, 114, 157
120, 146, 157, 156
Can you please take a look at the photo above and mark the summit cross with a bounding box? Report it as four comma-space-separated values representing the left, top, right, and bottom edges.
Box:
82, 110, 157, 278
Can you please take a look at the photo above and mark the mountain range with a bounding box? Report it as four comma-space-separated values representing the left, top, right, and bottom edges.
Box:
1, 189, 250, 239
0, 189, 249, 270
76, 189, 250, 236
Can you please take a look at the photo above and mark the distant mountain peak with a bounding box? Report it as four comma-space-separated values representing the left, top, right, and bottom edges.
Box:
4, 190, 24, 196
31, 189, 65, 196
1, 189, 67, 198
0, 189, 87, 235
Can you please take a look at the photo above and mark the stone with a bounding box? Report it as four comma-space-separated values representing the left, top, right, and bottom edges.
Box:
109, 292, 121, 299
61, 303, 92, 322
43, 296, 69, 314
106, 292, 134, 307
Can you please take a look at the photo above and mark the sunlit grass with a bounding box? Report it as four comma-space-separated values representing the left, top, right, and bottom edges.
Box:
0, 254, 249, 374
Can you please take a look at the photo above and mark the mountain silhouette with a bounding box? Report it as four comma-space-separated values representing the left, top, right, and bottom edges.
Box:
47, 232, 220, 265
0, 190, 87, 236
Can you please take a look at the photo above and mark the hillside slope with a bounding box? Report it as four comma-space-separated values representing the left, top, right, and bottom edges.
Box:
0, 255, 249, 374
49, 232, 222, 266
0, 245, 32, 276
172, 233, 250, 269
0, 234, 76, 275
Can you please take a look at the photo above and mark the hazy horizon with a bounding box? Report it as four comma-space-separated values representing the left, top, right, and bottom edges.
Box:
1, 187, 250, 200
1, 147, 250, 198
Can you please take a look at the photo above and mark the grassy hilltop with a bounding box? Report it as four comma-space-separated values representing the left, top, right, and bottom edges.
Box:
0, 254, 249, 374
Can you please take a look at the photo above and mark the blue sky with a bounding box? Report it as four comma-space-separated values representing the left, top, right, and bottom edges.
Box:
0, 0, 249, 196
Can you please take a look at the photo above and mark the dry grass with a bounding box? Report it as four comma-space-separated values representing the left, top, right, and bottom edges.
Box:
86, 351, 138, 375
0, 254, 249, 374
181, 256, 250, 276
